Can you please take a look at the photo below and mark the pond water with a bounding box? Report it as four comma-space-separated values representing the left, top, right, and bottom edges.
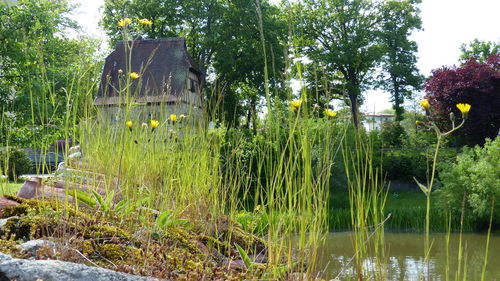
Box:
317, 232, 500, 280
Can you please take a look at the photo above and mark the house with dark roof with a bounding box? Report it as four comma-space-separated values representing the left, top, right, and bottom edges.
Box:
95, 38, 203, 122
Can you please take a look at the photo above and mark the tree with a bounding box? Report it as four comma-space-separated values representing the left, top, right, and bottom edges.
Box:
0, 0, 100, 147
210, 0, 286, 127
102, 0, 222, 73
460, 39, 500, 64
378, 0, 423, 121
297, 0, 385, 128
102, 0, 287, 128
296, 0, 423, 127
424, 55, 500, 145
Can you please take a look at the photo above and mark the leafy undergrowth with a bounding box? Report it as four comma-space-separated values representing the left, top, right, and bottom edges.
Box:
0, 196, 268, 280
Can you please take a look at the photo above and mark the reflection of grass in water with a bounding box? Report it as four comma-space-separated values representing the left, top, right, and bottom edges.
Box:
320, 232, 499, 280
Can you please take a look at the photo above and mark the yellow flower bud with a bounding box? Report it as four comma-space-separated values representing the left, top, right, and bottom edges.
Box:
150, 119, 160, 130
456, 103, 471, 115
129, 72, 140, 79
125, 120, 133, 131
289, 99, 303, 110
324, 109, 337, 118
419, 99, 430, 111
118, 18, 132, 27
138, 18, 153, 26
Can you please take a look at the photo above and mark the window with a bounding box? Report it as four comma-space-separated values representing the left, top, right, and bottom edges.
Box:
189, 79, 197, 92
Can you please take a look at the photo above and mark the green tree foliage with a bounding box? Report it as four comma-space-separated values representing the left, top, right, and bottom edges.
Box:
460, 38, 500, 63
297, 0, 385, 128
296, 0, 422, 128
437, 134, 500, 229
378, 0, 423, 121
0, 147, 32, 180
102, 0, 286, 128
102, 0, 222, 71
0, 0, 100, 147
210, 0, 286, 127
379, 121, 407, 148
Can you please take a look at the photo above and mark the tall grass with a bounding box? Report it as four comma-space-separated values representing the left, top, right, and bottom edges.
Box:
1, 11, 495, 281
340, 131, 389, 280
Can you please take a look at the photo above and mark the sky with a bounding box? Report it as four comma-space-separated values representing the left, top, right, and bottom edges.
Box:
68, 0, 500, 112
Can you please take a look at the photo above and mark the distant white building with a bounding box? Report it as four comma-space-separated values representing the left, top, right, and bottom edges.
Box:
363, 113, 395, 131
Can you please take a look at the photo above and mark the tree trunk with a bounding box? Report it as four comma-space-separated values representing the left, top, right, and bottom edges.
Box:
392, 76, 403, 121
349, 93, 359, 129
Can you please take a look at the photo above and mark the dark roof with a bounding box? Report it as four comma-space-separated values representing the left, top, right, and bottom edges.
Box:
95, 38, 202, 105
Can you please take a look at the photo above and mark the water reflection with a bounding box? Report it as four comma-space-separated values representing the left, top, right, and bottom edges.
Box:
317, 232, 500, 280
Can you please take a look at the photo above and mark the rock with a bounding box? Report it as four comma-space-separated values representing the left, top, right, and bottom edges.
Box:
223, 258, 246, 270
16, 178, 74, 202
56, 161, 65, 173
17, 177, 42, 199
18, 240, 56, 257
68, 152, 82, 159
0, 196, 20, 214
68, 145, 80, 154
0, 252, 164, 281
252, 252, 267, 264
0, 217, 17, 236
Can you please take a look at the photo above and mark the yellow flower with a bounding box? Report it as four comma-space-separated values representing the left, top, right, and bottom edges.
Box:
324, 109, 337, 118
129, 72, 140, 79
125, 120, 133, 130
419, 99, 430, 111
170, 114, 178, 123
138, 18, 153, 26
289, 99, 303, 110
150, 119, 160, 130
415, 120, 421, 125
118, 18, 132, 27
456, 103, 471, 115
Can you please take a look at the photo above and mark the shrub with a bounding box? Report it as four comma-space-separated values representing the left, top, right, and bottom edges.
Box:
424, 55, 500, 145
380, 121, 407, 148
0, 147, 32, 180
381, 149, 427, 182
436, 134, 500, 229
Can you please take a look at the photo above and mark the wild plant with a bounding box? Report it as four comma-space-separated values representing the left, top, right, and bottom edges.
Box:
415, 100, 470, 253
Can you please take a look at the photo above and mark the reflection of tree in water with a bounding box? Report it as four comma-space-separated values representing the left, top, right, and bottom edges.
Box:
319, 232, 500, 280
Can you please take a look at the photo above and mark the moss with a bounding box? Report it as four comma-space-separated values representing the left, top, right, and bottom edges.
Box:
0, 197, 268, 280
0, 204, 30, 218
85, 242, 143, 265
0, 239, 21, 256
82, 224, 131, 240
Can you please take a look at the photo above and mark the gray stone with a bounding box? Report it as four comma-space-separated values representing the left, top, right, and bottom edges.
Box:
68, 145, 80, 154
56, 161, 65, 173
0, 252, 164, 281
68, 152, 82, 159
17, 177, 42, 199
0, 217, 17, 236
18, 240, 56, 257
0, 196, 20, 212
